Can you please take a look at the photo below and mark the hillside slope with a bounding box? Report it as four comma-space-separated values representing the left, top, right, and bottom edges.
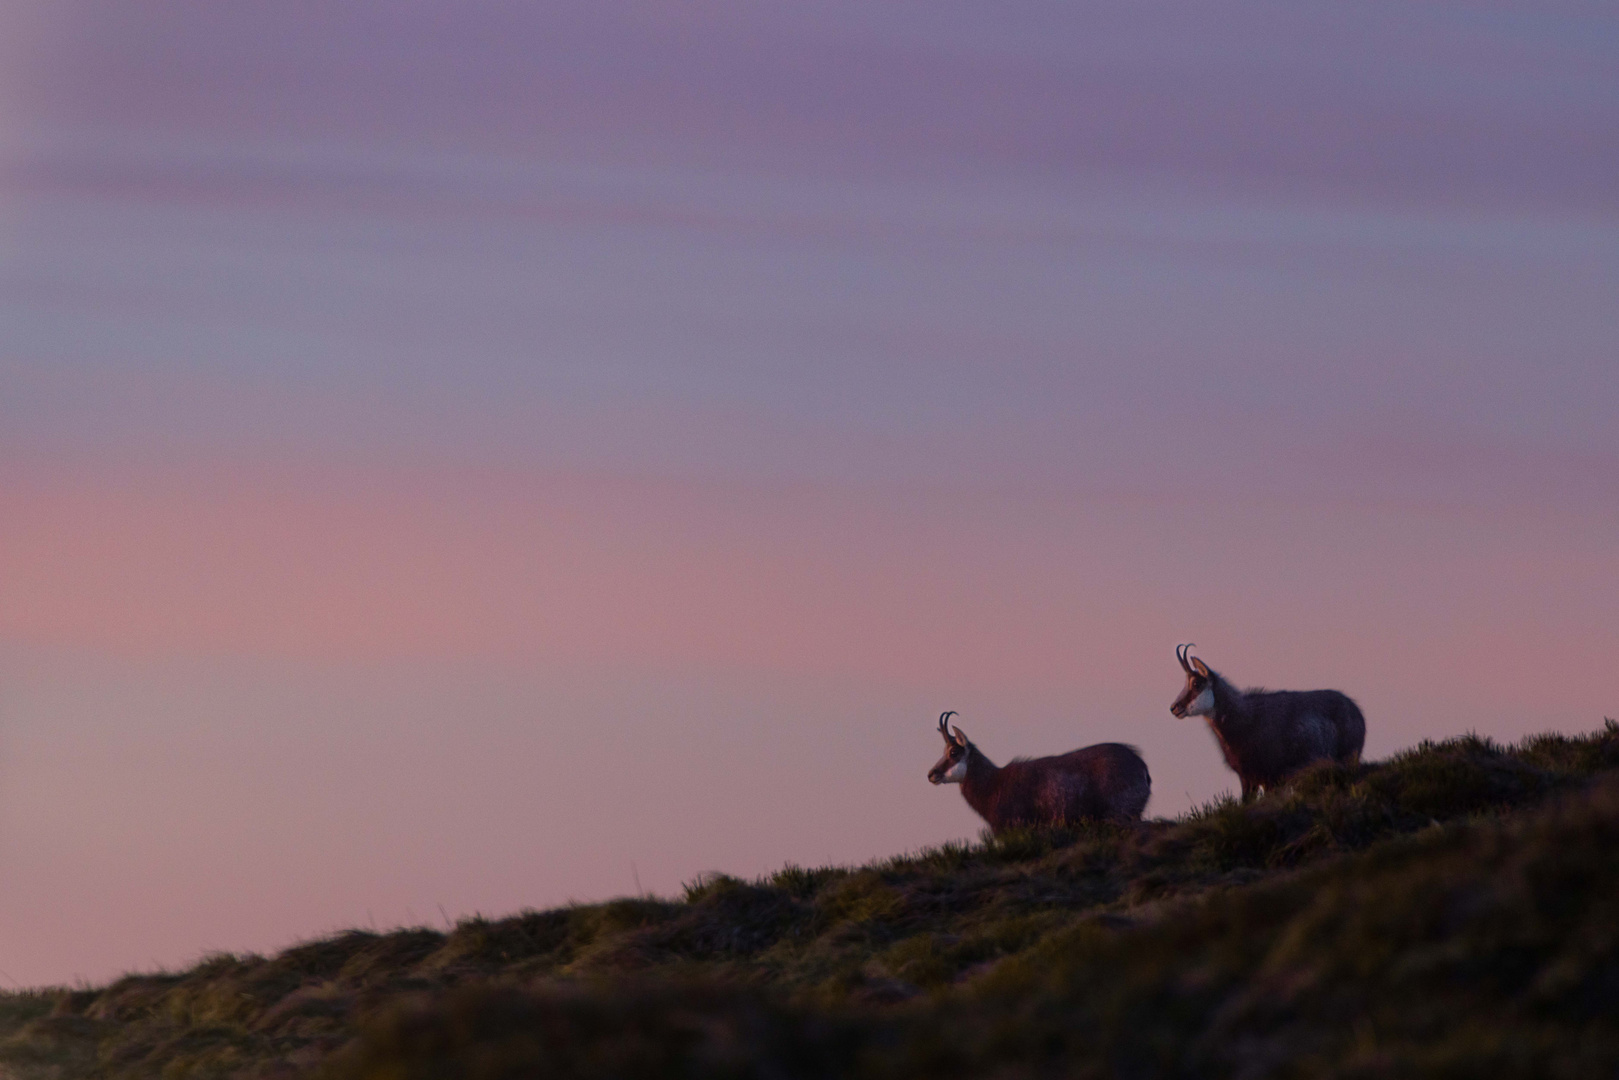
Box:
4, 724, 1619, 1079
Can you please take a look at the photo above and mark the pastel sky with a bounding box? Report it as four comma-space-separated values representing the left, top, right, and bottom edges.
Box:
1, 2, 1616, 987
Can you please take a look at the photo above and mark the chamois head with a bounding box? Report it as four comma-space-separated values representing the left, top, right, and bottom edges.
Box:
1170, 643, 1215, 718
927, 711, 971, 784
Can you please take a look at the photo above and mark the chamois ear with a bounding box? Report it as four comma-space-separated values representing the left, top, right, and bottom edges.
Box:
1190, 656, 1210, 677
950, 726, 969, 747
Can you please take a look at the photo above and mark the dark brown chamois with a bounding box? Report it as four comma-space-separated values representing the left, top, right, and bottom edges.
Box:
1170, 644, 1366, 802
926, 712, 1150, 834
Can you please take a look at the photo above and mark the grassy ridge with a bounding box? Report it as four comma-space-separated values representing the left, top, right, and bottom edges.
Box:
4, 725, 1619, 1078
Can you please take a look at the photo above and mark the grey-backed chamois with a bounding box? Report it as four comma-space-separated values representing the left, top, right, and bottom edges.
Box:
1170, 644, 1365, 801
926, 712, 1150, 833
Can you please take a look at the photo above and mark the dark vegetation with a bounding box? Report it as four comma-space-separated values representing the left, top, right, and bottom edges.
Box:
5, 724, 1619, 1078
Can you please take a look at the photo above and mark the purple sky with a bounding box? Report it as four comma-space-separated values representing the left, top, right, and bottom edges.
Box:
1, 1, 1616, 987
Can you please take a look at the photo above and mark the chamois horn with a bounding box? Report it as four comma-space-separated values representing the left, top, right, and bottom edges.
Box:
938, 710, 958, 736
1177, 643, 1197, 673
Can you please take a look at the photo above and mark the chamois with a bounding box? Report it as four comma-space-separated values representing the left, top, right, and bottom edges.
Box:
926, 712, 1150, 833
1170, 644, 1365, 801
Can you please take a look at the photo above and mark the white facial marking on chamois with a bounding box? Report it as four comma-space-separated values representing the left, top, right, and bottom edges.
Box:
939, 755, 968, 784
1186, 684, 1215, 716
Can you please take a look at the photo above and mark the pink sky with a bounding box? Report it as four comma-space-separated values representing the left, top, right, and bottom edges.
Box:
1, 2, 1616, 986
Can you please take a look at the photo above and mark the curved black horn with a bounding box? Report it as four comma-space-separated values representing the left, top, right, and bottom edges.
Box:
1177, 643, 1196, 673
938, 710, 958, 735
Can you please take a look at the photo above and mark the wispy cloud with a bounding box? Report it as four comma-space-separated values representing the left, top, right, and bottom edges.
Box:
11, 2, 1617, 209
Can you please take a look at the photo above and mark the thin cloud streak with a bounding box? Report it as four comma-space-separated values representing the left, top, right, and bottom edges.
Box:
3, 459, 1614, 679
4, 140, 1615, 501
10, 2, 1619, 210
